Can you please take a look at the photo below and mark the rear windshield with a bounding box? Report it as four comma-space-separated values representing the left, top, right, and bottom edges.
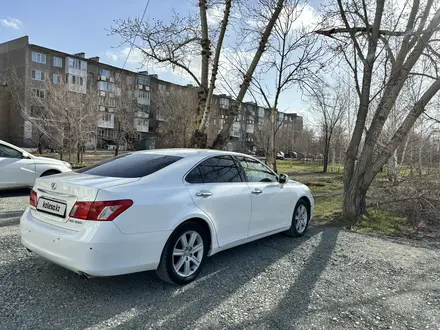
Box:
76, 153, 182, 178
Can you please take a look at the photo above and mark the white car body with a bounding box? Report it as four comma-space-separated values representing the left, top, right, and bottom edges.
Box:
0, 140, 72, 190
20, 149, 314, 282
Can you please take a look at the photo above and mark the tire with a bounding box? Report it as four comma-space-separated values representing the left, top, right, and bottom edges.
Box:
156, 221, 208, 285
285, 199, 310, 237
40, 170, 60, 177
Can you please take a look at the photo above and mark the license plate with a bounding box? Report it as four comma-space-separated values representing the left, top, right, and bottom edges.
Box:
37, 198, 67, 217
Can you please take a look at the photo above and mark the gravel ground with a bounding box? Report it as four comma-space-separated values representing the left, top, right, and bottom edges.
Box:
0, 190, 439, 330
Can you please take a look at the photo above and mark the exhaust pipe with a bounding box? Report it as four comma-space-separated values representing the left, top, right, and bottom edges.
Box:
77, 272, 92, 280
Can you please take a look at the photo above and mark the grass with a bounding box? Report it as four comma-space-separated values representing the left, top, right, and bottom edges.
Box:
313, 195, 343, 223
277, 159, 344, 174
312, 194, 406, 237
356, 210, 406, 236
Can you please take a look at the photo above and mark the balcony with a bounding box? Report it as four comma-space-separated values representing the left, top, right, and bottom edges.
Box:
137, 97, 150, 106
246, 124, 254, 134
135, 118, 149, 132
98, 114, 114, 129
136, 111, 149, 118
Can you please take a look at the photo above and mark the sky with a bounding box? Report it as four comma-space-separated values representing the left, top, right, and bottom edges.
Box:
1, 0, 320, 122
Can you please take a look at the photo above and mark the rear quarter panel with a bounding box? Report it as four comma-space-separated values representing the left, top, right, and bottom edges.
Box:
100, 180, 217, 239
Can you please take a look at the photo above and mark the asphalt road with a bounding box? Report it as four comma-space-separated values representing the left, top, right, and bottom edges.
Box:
1, 190, 439, 330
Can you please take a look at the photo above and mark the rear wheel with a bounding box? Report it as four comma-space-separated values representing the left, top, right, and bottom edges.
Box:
156, 222, 208, 285
285, 199, 309, 237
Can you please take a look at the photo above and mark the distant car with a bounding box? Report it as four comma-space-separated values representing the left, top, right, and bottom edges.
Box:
0, 139, 72, 190
21, 149, 314, 285
277, 151, 285, 160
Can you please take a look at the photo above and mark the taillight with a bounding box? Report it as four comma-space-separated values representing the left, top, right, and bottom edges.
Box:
69, 200, 133, 221
30, 189, 37, 207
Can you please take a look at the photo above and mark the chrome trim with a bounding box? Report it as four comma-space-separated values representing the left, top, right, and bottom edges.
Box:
37, 188, 76, 198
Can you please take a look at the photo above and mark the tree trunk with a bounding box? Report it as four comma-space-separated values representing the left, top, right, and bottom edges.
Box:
77, 142, 81, 164
343, 179, 367, 220
115, 138, 120, 157
210, 0, 285, 150
190, 0, 211, 148
197, 0, 231, 136
387, 150, 398, 182
323, 142, 329, 173
270, 108, 277, 172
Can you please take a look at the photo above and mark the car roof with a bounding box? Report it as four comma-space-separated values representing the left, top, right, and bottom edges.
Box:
0, 139, 26, 153
133, 148, 252, 159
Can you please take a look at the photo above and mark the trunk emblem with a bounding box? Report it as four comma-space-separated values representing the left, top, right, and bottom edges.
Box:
51, 182, 57, 190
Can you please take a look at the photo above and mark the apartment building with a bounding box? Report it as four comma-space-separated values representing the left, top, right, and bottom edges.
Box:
0, 36, 303, 152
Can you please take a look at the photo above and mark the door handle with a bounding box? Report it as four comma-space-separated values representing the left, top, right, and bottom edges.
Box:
251, 189, 263, 195
195, 191, 212, 197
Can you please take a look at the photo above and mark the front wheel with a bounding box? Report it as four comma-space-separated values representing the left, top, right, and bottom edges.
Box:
285, 199, 309, 237
156, 222, 208, 285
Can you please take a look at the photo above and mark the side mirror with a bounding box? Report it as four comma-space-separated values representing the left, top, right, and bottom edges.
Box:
279, 173, 289, 184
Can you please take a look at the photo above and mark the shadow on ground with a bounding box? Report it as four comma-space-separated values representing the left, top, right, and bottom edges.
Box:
0, 227, 338, 329
0, 188, 30, 198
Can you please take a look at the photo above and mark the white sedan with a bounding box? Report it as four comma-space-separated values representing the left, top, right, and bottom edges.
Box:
0, 140, 72, 190
20, 149, 314, 285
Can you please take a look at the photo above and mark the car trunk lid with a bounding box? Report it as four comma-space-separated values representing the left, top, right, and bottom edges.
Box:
31, 172, 140, 231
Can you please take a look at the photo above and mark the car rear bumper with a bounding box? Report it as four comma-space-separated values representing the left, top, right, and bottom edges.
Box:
20, 208, 171, 276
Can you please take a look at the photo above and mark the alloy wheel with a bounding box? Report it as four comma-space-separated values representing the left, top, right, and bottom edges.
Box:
295, 204, 308, 234
172, 231, 204, 277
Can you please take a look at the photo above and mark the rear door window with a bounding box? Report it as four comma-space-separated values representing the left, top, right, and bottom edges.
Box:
186, 155, 242, 183
77, 153, 182, 178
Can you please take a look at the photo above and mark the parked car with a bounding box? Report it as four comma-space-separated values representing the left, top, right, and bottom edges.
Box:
21, 149, 314, 285
0, 140, 72, 190
276, 151, 285, 160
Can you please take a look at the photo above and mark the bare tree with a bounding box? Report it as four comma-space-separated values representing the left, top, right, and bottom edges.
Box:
309, 80, 346, 172
112, 0, 286, 149
316, 0, 440, 219
111, 0, 233, 148
254, 118, 273, 158
112, 75, 139, 156
6, 68, 99, 163
151, 87, 198, 148
245, 0, 324, 171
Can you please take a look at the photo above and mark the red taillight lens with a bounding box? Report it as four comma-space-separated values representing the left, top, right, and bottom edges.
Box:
69, 200, 133, 221
30, 189, 37, 207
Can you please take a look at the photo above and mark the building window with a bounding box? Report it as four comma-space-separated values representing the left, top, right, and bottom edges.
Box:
72, 76, 76, 84
32, 52, 46, 64
80, 77, 84, 86
158, 84, 167, 91
138, 90, 150, 99
139, 105, 149, 113
108, 98, 116, 107
102, 113, 112, 121
53, 57, 62, 67
137, 119, 148, 126
100, 69, 110, 78
52, 73, 61, 84
137, 76, 149, 85
68, 58, 86, 70
98, 81, 109, 91
31, 70, 45, 81
32, 88, 45, 98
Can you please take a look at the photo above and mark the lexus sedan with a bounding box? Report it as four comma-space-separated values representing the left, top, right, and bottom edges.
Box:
0, 140, 72, 190
20, 149, 314, 285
